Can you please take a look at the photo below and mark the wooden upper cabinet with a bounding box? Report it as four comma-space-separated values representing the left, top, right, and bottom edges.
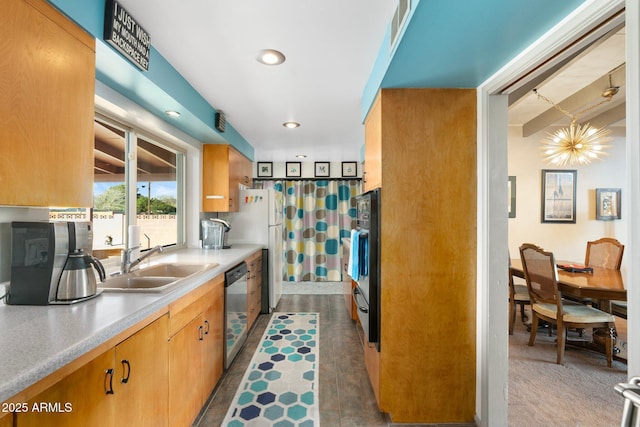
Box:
363, 93, 382, 192
202, 144, 252, 212
0, 0, 95, 207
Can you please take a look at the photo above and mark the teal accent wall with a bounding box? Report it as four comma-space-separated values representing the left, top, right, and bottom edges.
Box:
47, 0, 254, 159
362, 0, 585, 119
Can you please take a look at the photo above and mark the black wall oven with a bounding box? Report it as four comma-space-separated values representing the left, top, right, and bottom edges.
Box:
353, 188, 381, 351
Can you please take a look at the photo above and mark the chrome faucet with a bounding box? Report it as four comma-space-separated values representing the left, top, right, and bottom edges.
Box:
120, 245, 164, 274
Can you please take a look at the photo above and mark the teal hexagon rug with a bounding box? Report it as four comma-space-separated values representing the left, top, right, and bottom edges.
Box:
222, 312, 319, 427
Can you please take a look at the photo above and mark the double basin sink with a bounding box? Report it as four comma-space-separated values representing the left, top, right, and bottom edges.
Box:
98, 263, 218, 292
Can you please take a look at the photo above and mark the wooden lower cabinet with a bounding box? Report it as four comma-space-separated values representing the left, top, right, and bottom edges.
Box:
8, 275, 226, 427
0, 411, 12, 427
202, 296, 224, 396
364, 341, 380, 405
168, 275, 224, 427
114, 314, 169, 426
246, 250, 262, 328
16, 315, 169, 427
169, 315, 207, 427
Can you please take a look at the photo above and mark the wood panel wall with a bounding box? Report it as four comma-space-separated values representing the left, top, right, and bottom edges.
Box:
374, 88, 477, 423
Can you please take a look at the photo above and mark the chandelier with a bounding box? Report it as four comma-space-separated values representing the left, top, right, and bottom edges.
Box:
534, 86, 617, 166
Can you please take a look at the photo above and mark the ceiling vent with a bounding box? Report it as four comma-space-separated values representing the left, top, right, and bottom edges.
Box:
215, 111, 226, 133
390, 0, 411, 52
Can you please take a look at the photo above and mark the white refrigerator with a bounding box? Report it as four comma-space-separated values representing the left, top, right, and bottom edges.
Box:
225, 189, 284, 311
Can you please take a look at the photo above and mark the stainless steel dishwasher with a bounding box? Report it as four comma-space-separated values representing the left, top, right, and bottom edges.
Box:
224, 262, 248, 369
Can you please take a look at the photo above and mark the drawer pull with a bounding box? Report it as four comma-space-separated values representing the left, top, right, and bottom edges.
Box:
104, 368, 114, 395
121, 359, 131, 384
205, 195, 224, 199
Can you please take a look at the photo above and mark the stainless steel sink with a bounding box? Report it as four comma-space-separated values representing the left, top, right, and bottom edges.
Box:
98, 263, 218, 292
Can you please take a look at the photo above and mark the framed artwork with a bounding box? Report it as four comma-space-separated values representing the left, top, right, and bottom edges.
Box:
508, 176, 516, 218
314, 162, 330, 177
286, 162, 301, 178
596, 188, 621, 220
257, 162, 273, 178
342, 161, 357, 177
541, 169, 577, 223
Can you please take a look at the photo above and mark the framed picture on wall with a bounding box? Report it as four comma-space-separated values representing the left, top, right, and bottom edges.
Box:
508, 176, 516, 218
596, 188, 621, 220
342, 162, 357, 177
257, 162, 273, 178
541, 169, 577, 223
286, 162, 301, 178
314, 162, 330, 177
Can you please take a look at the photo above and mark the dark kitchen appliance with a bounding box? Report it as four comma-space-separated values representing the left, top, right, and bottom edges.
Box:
353, 188, 381, 350
224, 262, 248, 368
7, 221, 105, 305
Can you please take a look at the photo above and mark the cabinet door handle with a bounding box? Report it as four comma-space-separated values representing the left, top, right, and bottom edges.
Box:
204, 320, 210, 335
121, 359, 131, 384
205, 195, 224, 199
352, 287, 368, 313
198, 325, 204, 341
104, 368, 115, 395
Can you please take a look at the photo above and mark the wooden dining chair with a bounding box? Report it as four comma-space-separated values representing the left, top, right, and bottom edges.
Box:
585, 237, 625, 311
519, 243, 616, 367
509, 258, 530, 335
585, 237, 624, 270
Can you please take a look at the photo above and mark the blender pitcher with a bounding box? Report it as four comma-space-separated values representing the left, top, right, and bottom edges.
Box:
201, 219, 224, 249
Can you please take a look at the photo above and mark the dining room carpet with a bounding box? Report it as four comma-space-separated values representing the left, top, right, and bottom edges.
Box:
221, 312, 319, 427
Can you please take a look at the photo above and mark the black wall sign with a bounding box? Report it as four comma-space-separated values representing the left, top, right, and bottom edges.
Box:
104, 0, 151, 71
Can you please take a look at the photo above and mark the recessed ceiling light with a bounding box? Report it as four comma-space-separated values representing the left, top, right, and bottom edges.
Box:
283, 121, 300, 129
257, 49, 286, 65
165, 110, 180, 117
296, 154, 307, 159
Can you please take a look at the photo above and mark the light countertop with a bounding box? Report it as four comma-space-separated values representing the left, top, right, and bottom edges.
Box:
0, 244, 262, 403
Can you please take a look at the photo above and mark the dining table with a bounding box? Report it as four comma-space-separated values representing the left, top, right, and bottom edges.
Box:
510, 258, 626, 312
510, 258, 627, 358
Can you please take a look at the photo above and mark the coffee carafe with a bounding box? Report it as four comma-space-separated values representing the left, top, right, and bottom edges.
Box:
57, 222, 106, 301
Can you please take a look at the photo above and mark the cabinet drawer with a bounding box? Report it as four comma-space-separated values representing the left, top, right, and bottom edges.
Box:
168, 275, 223, 337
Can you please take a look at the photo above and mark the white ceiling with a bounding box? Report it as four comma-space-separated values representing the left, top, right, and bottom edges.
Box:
116, 1, 397, 162
508, 26, 626, 133
111, 2, 625, 162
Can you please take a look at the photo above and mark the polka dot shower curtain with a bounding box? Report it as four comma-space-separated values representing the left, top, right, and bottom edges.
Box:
263, 180, 360, 282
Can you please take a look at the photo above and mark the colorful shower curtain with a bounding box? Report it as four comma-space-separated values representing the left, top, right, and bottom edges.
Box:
262, 179, 360, 282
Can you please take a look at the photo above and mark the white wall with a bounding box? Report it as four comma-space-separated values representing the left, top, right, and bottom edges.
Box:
508, 125, 627, 266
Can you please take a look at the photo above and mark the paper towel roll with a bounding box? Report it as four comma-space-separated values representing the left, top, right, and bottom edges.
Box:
128, 225, 141, 261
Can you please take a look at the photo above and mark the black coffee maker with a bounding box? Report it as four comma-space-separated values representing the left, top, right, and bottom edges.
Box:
7, 221, 105, 305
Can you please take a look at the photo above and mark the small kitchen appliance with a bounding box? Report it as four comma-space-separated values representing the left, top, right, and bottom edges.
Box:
7, 221, 105, 305
201, 218, 231, 249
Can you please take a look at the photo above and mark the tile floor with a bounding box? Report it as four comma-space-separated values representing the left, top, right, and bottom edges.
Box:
195, 294, 390, 427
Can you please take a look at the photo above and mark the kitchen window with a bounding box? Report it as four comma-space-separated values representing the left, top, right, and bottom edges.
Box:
50, 117, 185, 258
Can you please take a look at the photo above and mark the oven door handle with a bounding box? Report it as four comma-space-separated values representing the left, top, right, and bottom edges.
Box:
352, 287, 369, 314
